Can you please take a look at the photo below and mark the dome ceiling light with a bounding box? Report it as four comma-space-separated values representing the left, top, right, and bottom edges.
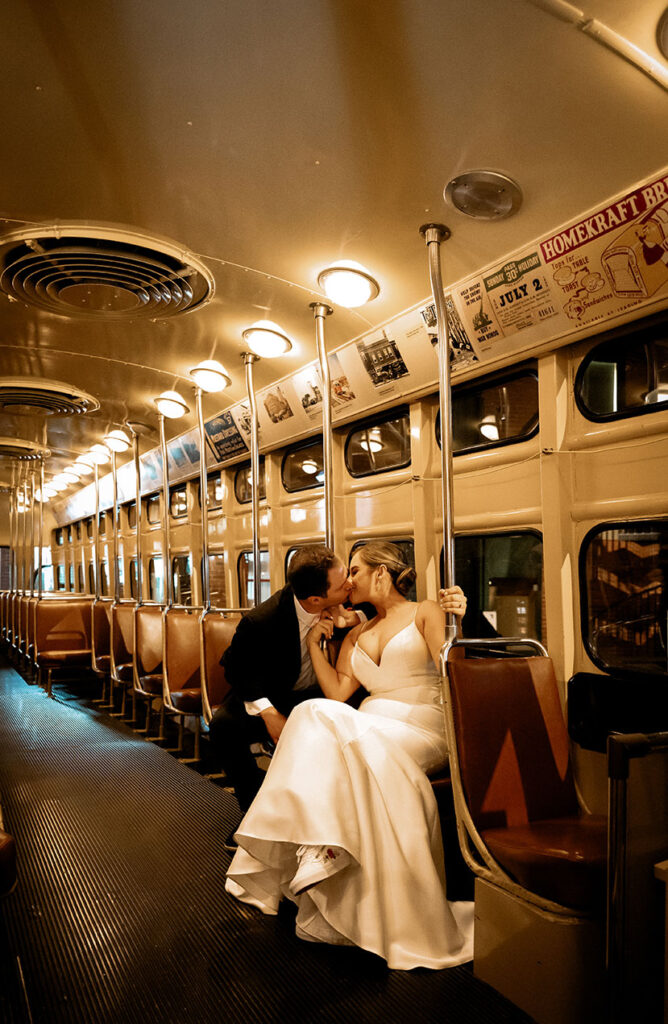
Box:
242, 321, 293, 358
190, 360, 232, 392
155, 390, 189, 419
316, 261, 380, 308
445, 171, 523, 220
104, 429, 132, 452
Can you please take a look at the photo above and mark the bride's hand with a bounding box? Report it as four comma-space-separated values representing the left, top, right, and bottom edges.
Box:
326, 603, 360, 629
439, 585, 467, 618
307, 617, 334, 649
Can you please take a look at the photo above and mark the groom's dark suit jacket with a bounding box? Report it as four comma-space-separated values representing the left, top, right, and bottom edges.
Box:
221, 585, 310, 716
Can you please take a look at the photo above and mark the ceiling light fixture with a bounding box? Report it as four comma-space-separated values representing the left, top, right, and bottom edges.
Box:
88, 443, 111, 465
155, 390, 189, 419
479, 415, 500, 441
104, 429, 132, 452
242, 321, 293, 358
190, 359, 232, 393
317, 261, 380, 307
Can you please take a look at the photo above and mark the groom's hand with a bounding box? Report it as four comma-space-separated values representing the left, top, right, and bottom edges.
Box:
260, 707, 287, 744
325, 604, 360, 629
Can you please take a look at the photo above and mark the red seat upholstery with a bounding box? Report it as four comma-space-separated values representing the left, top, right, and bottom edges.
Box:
446, 652, 606, 911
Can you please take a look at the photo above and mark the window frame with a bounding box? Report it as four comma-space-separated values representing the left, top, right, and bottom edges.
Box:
437, 363, 539, 457
145, 493, 161, 525
579, 518, 668, 680
234, 458, 266, 505
169, 484, 188, 519
574, 313, 668, 424
281, 437, 324, 494
343, 406, 411, 479
237, 549, 271, 606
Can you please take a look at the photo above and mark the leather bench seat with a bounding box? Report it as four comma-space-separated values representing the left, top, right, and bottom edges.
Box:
114, 662, 134, 682
170, 688, 202, 713
95, 654, 111, 673
138, 673, 163, 695
0, 829, 17, 897
482, 814, 607, 911
38, 648, 92, 667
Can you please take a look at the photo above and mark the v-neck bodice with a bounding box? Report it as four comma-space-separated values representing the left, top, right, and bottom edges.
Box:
351, 619, 442, 708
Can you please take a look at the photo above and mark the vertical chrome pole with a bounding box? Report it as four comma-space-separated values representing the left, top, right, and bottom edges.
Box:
310, 301, 334, 549
9, 470, 16, 595
28, 468, 36, 596
38, 458, 44, 599
111, 451, 120, 601
420, 223, 456, 641
131, 429, 143, 606
93, 464, 100, 600
243, 352, 261, 607
158, 414, 172, 607
21, 468, 28, 593
195, 386, 211, 610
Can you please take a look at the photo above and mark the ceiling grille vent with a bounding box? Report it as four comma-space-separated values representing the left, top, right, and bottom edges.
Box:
0, 438, 51, 460
0, 223, 214, 320
0, 377, 99, 416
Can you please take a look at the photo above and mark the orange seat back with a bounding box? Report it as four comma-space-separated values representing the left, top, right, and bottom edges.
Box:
92, 599, 112, 669
164, 609, 201, 693
447, 655, 578, 832
135, 604, 164, 676
201, 613, 240, 719
111, 603, 135, 666
35, 598, 93, 656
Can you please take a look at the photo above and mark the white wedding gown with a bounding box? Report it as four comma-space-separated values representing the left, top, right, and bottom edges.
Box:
225, 613, 474, 970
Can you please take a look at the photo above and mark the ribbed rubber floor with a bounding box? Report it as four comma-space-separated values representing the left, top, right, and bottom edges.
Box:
0, 660, 534, 1024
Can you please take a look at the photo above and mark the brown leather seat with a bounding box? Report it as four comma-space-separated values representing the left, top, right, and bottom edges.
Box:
35, 598, 94, 694
200, 612, 240, 724
92, 599, 112, 675
134, 604, 164, 697
110, 602, 137, 715
446, 652, 606, 912
0, 828, 17, 897
163, 608, 204, 758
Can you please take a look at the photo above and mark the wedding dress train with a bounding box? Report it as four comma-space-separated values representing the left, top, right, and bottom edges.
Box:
225, 615, 474, 970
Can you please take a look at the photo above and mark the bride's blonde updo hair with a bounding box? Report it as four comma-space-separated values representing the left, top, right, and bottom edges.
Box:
354, 542, 416, 596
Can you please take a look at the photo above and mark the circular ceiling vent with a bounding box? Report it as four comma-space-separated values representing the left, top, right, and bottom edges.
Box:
444, 171, 523, 220
0, 377, 99, 416
0, 437, 51, 460
0, 223, 215, 320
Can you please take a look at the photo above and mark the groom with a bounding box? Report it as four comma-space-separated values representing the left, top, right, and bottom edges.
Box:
209, 545, 361, 831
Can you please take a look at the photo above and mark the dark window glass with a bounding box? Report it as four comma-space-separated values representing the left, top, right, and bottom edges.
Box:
88, 563, 95, 593
129, 559, 139, 600
282, 440, 324, 493
75, 521, 82, 540
148, 556, 164, 603
170, 486, 188, 518
116, 557, 125, 598
68, 563, 74, 589
234, 460, 266, 504
349, 539, 417, 602
285, 546, 303, 580
450, 532, 543, 641
345, 409, 411, 478
98, 511, 107, 537
208, 553, 227, 606
437, 368, 539, 455
85, 517, 93, 539
56, 564, 65, 591
99, 561, 109, 597
146, 494, 161, 525
576, 320, 668, 420
78, 564, 84, 591
238, 550, 270, 607
127, 502, 137, 529
55, 528, 64, 547
208, 472, 224, 509
66, 526, 72, 543
41, 565, 54, 591
172, 554, 192, 605
581, 520, 667, 676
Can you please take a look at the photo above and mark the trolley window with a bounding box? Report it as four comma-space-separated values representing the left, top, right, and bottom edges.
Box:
238, 550, 270, 606
196, 471, 225, 510
344, 408, 411, 478
126, 501, 137, 530
146, 493, 161, 525
75, 521, 82, 541
281, 439, 324, 493
85, 517, 93, 539
55, 528, 64, 547
129, 558, 139, 600
170, 485, 188, 519
436, 368, 539, 455
88, 563, 95, 593
66, 526, 72, 544
580, 520, 668, 677
349, 539, 417, 601
576, 319, 668, 421
98, 511, 107, 537
172, 554, 192, 605
448, 532, 544, 641
148, 556, 164, 604
68, 564, 74, 590
234, 459, 266, 504
99, 561, 109, 597
77, 564, 84, 592
207, 553, 227, 606
56, 564, 65, 591
117, 557, 125, 598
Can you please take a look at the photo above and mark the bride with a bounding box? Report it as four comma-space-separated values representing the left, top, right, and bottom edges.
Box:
225, 541, 474, 970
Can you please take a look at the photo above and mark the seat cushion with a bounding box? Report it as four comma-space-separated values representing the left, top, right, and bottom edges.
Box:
113, 662, 134, 682
482, 814, 607, 911
170, 688, 202, 713
38, 649, 92, 666
93, 654, 111, 673
138, 673, 163, 696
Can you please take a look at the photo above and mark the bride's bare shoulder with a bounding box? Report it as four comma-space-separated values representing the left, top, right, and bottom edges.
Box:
415, 600, 442, 628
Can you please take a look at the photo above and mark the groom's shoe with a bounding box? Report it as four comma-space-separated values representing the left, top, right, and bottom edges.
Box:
289, 845, 350, 895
